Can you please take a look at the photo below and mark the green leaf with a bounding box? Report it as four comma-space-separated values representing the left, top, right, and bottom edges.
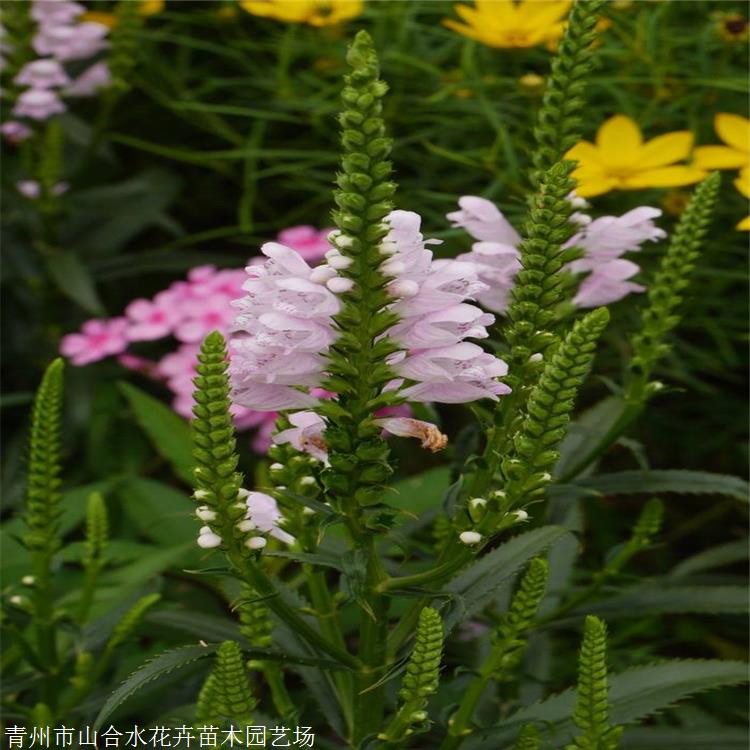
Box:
119, 382, 193, 484
439, 526, 572, 633
265, 550, 345, 571
467, 660, 749, 747
572, 470, 749, 502
94, 645, 217, 728
562, 585, 748, 621
117, 477, 195, 547
670, 540, 749, 577
620, 727, 748, 749
381, 466, 452, 518
46, 250, 105, 316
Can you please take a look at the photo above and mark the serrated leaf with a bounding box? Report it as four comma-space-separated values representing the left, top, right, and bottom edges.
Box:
438, 526, 572, 634
265, 550, 345, 570
467, 660, 749, 747
573, 470, 749, 501
562, 585, 747, 621
671, 540, 749, 577
94, 645, 216, 728
620, 727, 748, 749
119, 382, 194, 484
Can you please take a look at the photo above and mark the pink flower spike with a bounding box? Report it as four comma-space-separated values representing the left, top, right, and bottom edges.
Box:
59, 317, 129, 365
64, 61, 111, 97
447, 196, 521, 245
573, 259, 645, 308
31, 1, 86, 25
273, 411, 328, 462
277, 225, 334, 261
14, 59, 70, 89
374, 417, 448, 452
12, 89, 66, 120
33, 21, 108, 61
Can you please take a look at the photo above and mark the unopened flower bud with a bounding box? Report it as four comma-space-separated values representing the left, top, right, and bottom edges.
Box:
269, 463, 284, 472
237, 488, 251, 500
245, 536, 267, 550
326, 277, 354, 293
302, 507, 316, 515
459, 531, 482, 546
469, 497, 487, 509
388, 279, 419, 298
193, 489, 210, 500
513, 510, 529, 522
197, 532, 222, 549
21, 575, 36, 587
300, 476, 316, 486
529, 353, 543, 363
9, 595, 26, 607
309, 265, 338, 284
196, 506, 216, 522
328, 254, 352, 270
237, 519, 256, 533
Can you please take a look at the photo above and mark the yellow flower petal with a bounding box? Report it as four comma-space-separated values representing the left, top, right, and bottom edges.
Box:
572, 175, 619, 198
79, 11, 116, 28
565, 140, 605, 167
692, 145, 748, 170
516, 0, 572, 30
636, 131, 693, 170
622, 166, 706, 189
715, 112, 750, 154
596, 115, 643, 168
140, 0, 165, 15
737, 215, 750, 231
443, 18, 490, 44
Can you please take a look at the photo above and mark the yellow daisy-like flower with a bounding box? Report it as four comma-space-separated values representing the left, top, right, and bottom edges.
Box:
443, 0, 572, 49
565, 114, 706, 198
692, 113, 749, 171
81, 0, 165, 29
238, 0, 363, 27
734, 168, 749, 231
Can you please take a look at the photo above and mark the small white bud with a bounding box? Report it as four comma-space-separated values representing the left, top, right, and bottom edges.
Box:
237, 519, 256, 533
245, 536, 267, 550
193, 489, 210, 500
529, 353, 543, 363
299, 476, 316, 486
9, 595, 26, 606
380, 260, 405, 276
326, 277, 354, 294
513, 510, 529, 522
328, 230, 352, 248
198, 525, 213, 535
492, 490, 507, 499
21, 575, 36, 587
469, 497, 487, 509
540, 473, 552, 482
236, 488, 251, 500
269, 463, 284, 471
309, 265, 338, 284
379, 240, 398, 255
328, 254, 352, 270
302, 507, 316, 516
459, 531, 482, 546
197, 532, 222, 549
196, 506, 216, 522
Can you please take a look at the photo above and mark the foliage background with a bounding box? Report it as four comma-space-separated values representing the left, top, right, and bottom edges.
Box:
1, 0, 748, 737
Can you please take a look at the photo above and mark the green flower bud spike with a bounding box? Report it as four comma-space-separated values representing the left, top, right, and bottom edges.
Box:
24, 358, 64, 671
195, 641, 257, 729
513, 725, 541, 750
566, 616, 623, 750
379, 607, 444, 744
532, 0, 606, 181
441, 559, 549, 750
77, 491, 109, 624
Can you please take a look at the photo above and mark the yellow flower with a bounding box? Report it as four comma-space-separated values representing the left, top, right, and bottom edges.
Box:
692, 113, 749, 171
443, 0, 572, 49
238, 0, 363, 26
565, 114, 706, 198
734, 168, 750, 231
81, 0, 165, 29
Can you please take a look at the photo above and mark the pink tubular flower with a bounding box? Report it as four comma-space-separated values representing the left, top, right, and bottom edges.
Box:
456, 242, 521, 314
243, 491, 294, 544
33, 21, 108, 61
396, 342, 511, 403
31, 0, 86, 25
59, 318, 129, 365
273, 411, 328, 462
277, 225, 334, 261
14, 58, 70, 89
12, 89, 66, 120
447, 195, 521, 245
373, 417, 448, 452
572, 259, 646, 308
64, 61, 111, 97
1, 122, 33, 143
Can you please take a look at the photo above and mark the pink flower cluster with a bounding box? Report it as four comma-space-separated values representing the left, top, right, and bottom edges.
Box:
59, 226, 333, 452
229, 210, 511, 413
448, 196, 666, 312
3, 1, 111, 141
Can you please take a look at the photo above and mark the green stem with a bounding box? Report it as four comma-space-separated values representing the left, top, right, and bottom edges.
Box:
75, 563, 101, 625
263, 662, 296, 721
